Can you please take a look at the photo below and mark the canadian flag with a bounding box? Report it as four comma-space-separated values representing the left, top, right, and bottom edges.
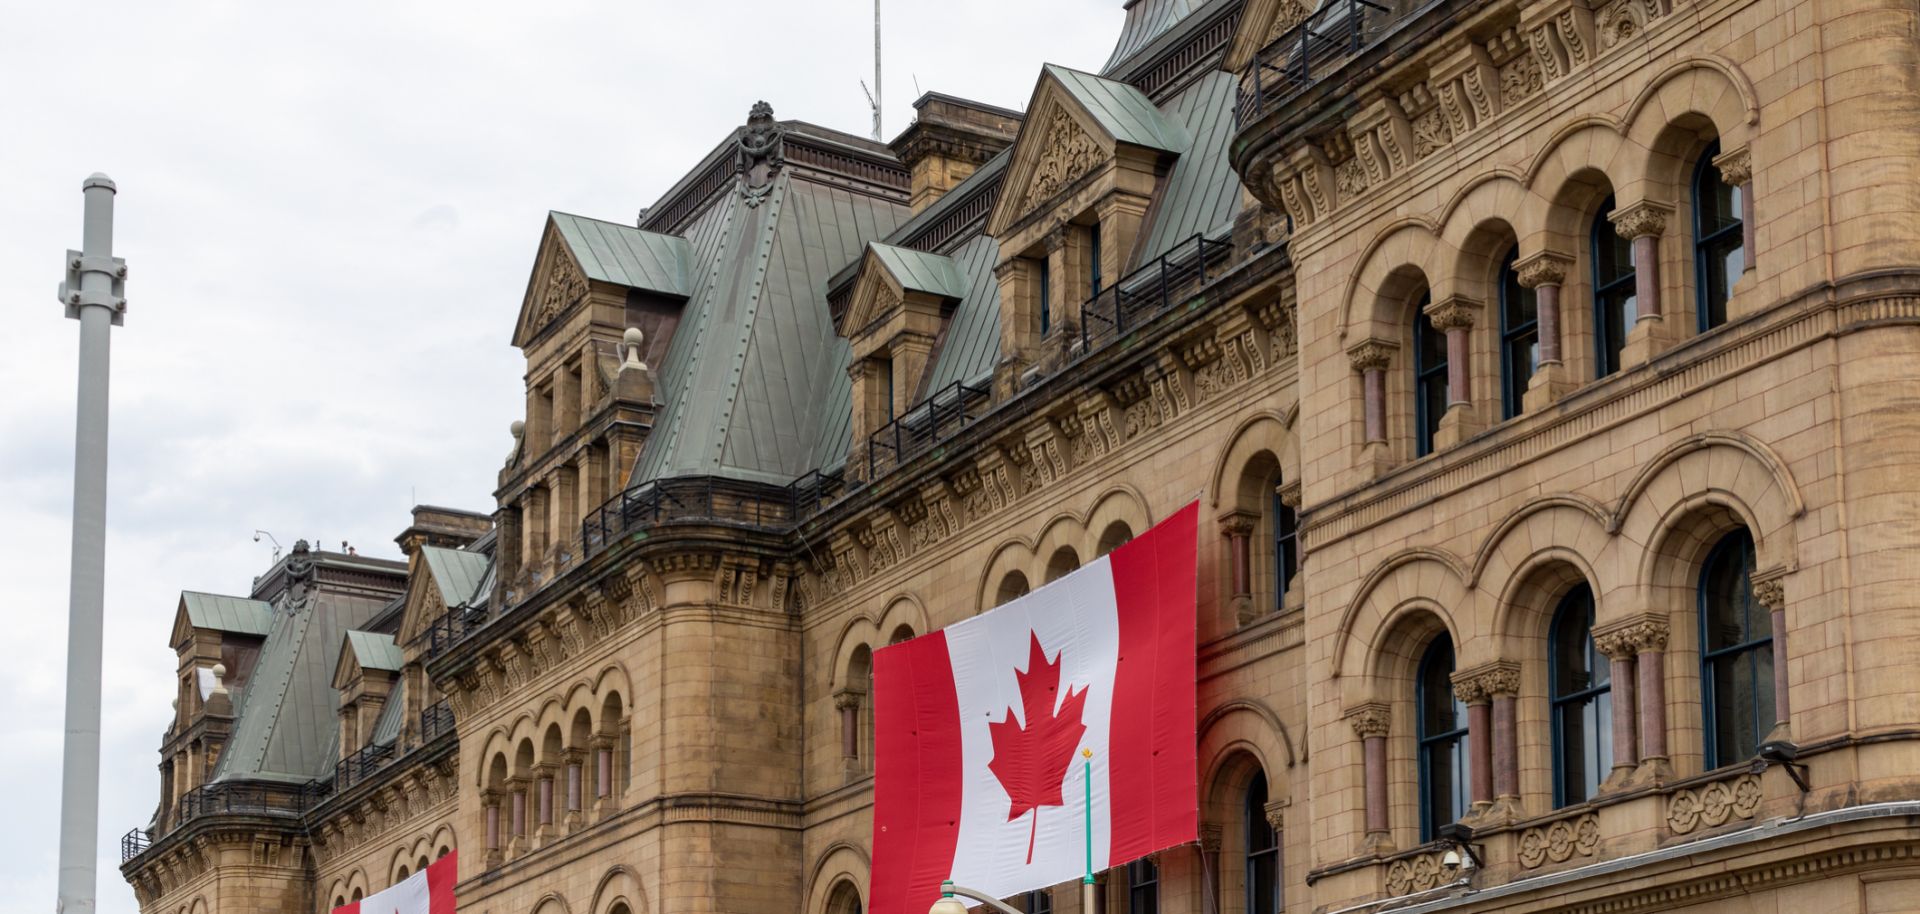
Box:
870, 502, 1197, 914
331, 850, 457, 914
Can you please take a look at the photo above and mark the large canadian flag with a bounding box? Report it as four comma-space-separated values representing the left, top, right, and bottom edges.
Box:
870, 502, 1198, 914
331, 850, 457, 914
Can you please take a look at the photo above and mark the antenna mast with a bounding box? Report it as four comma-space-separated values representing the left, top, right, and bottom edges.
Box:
872, 0, 882, 140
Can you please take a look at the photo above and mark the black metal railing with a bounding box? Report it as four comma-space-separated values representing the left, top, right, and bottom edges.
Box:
171, 782, 308, 825
420, 700, 456, 743
1080, 234, 1235, 353
120, 827, 151, 863
333, 742, 396, 790
1235, 0, 1392, 125
420, 604, 490, 660
867, 380, 993, 478
581, 475, 802, 558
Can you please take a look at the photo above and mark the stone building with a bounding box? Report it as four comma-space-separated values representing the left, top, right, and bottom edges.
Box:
120, 0, 1920, 913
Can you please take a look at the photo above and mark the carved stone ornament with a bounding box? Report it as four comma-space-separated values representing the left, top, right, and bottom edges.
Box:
1596, 615, 1670, 658
1347, 703, 1390, 739
1424, 295, 1481, 330
1610, 199, 1673, 240
1750, 572, 1786, 612
1023, 108, 1103, 214
1265, 0, 1311, 43
1347, 338, 1397, 373
1514, 251, 1574, 289
1385, 852, 1445, 894
1667, 773, 1763, 834
1451, 673, 1487, 705
1714, 145, 1754, 187
737, 100, 786, 197
535, 248, 588, 332
1517, 812, 1600, 869
284, 540, 316, 612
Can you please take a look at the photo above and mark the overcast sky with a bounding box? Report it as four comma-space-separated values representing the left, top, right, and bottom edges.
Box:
0, 2, 1123, 909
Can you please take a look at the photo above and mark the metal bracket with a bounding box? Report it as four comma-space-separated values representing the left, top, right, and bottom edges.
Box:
941, 883, 1025, 914
60, 249, 128, 324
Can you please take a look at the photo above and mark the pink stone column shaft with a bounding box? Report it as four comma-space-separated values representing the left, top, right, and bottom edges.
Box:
485, 804, 500, 850
1492, 693, 1519, 800
841, 704, 859, 758
566, 763, 582, 811
1229, 531, 1250, 597
1740, 183, 1756, 273
1536, 284, 1562, 365
537, 775, 554, 826
1363, 735, 1389, 836
1771, 607, 1790, 727
597, 748, 613, 798
1609, 655, 1638, 775
1467, 700, 1492, 807
1632, 234, 1662, 320
1637, 647, 1668, 764
1446, 327, 1470, 406
1363, 368, 1386, 442
510, 789, 526, 836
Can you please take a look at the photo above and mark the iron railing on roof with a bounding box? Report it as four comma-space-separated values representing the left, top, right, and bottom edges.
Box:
120, 828, 151, 863
420, 604, 490, 661
1080, 234, 1235, 353
170, 782, 308, 826
1234, 0, 1393, 126
421, 700, 456, 743
866, 380, 994, 478
582, 475, 806, 558
334, 742, 396, 791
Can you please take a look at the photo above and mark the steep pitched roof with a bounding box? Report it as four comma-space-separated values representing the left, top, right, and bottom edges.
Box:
343, 630, 404, 673
1103, 0, 1218, 74
179, 592, 274, 637
420, 544, 490, 609
548, 212, 693, 296
868, 244, 970, 300
1044, 64, 1189, 152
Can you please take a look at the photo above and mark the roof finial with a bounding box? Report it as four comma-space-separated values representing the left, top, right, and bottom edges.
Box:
621, 327, 649, 373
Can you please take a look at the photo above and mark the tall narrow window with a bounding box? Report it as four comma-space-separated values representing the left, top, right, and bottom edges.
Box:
1090, 222, 1104, 295
880, 357, 895, 420
1591, 195, 1637, 377
1039, 257, 1053, 337
1549, 584, 1611, 807
1498, 246, 1538, 420
1126, 859, 1158, 914
1246, 777, 1281, 914
1701, 529, 1772, 768
1412, 292, 1446, 457
1417, 634, 1468, 841
1693, 140, 1744, 331
1024, 890, 1053, 914
1272, 487, 1298, 611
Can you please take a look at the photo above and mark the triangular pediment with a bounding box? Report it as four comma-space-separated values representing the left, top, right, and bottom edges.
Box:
986, 65, 1186, 238
331, 635, 365, 692
513, 218, 591, 348
396, 563, 448, 649
840, 244, 968, 336
1224, 0, 1316, 72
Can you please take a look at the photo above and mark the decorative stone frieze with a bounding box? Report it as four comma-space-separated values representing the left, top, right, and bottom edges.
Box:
1023, 109, 1102, 214
1667, 773, 1763, 834
1517, 812, 1600, 869
1385, 851, 1446, 894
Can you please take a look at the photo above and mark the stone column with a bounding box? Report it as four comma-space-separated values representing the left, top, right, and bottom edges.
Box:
1752, 573, 1791, 743
1426, 296, 1483, 448
1347, 340, 1397, 476
1198, 824, 1223, 914
1451, 674, 1493, 817
1630, 618, 1672, 785
1713, 146, 1756, 275
1515, 251, 1574, 411
1610, 200, 1675, 365
1348, 704, 1392, 853
509, 778, 528, 837
563, 750, 585, 829
1594, 627, 1640, 792
1482, 663, 1522, 821
536, 765, 555, 830
1220, 511, 1257, 626
834, 686, 865, 779
482, 790, 502, 866
593, 736, 615, 801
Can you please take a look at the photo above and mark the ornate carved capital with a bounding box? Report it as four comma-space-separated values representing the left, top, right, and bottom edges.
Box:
1276, 479, 1303, 510
1263, 798, 1289, 832
1595, 613, 1669, 658
1751, 568, 1788, 612
832, 686, 866, 712
1218, 509, 1258, 539
1713, 145, 1753, 187
1199, 823, 1223, 853
1424, 295, 1482, 330
1450, 671, 1488, 705
1513, 251, 1574, 289
1609, 199, 1673, 240
1346, 338, 1397, 373
1347, 702, 1391, 739
1457, 660, 1521, 700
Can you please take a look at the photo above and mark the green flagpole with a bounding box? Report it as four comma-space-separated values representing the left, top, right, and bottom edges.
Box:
1081, 748, 1095, 885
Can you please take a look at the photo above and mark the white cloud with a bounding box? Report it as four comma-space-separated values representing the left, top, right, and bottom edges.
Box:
0, 1, 1125, 911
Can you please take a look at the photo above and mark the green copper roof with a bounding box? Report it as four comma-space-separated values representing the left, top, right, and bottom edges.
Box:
367, 678, 407, 748
420, 544, 490, 608
343, 630, 404, 673
1103, 0, 1204, 73
550, 211, 693, 297
180, 591, 275, 637
1044, 64, 1189, 152
1135, 70, 1242, 261
868, 244, 969, 299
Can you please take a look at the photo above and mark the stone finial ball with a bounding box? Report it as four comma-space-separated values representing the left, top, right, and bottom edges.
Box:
624, 327, 645, 348
510, 419, 525, 437
211, 663, 227, 680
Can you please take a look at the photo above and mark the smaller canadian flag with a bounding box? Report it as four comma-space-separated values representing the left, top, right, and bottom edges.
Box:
332, 850, 457, 914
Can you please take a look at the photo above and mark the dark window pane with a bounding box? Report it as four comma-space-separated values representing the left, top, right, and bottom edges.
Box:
1592, 196, 1638, 376
1417, 635, 1468, 838
1127, 860, 1158, 914
1550, 585, 1610, 806
1700, 529, 1773, 767
1500, 246, 1539, 419
1694, 141, 1746, 331
1414, 300, 1448, 457
1039, 258, 1052, 336
1246, 777, 1280, 914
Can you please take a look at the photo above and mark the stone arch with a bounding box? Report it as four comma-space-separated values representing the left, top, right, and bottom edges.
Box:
589, 865, 649, 914
830, 613, 881, 691
1208, 411, 1295, 511
1622, 57, 1758, 161
535, 696, 570, 739
1202, 744, 1280, 914
1342, 220, 1445, 344
1435, 175, 1539, 306
1469, 494, 1613, 640
1082, 485, 1153, 557
804, 841, 873, 914
1332, 548, 1470, 695
1199, 697, 1297, 772
1523, 119, 1638, 254
1044, 545, 1083, 583
1613, 431, 1803, 581
531, 892, 574, 914
1363, 605, 1460, 849
343, 868, 371, 903
1032, 510, 1086, 578
1095, 520, 1134, 557
823, 879, 864, 914
326, 880, 348, 911
475, 727, 512, 788
389, 846, 416, 886
431, 823, 457, 858
878, 593, 929, 646
591, 665, 633, 716
187, 897, 209, 914
978, 535, 1038, 612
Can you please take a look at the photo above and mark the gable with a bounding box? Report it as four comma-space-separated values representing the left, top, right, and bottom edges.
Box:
841, 244, 969, 335
397, 563, 449, 648
986, 66, 1187, 238
1224, 0, 1314, 72
513, 222, 591, 348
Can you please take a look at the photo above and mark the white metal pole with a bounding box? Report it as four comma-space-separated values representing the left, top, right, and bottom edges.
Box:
57, 172, 125, 914
873, 0, 883, 140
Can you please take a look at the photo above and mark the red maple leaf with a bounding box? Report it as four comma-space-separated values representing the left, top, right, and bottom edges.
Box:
988, 632, 1090, 864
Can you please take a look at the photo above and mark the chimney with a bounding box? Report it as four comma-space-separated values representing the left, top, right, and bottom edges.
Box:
395, 505, 494, 558
889, 92, 1023, 214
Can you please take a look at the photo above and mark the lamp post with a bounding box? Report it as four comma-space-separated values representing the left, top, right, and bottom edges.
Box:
56, 173, 127, 914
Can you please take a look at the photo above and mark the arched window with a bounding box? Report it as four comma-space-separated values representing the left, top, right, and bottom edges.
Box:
1591, 195, 1637, 377
1693, 140, 1744, 331
996, 571, 1031, 607
1272, 488, 1298, 610
1700, 529, 1772, 768
1497, 246, 1538, 420
1417, 634, 1468, 841
1126, 859, 1158, 914
1549, 584, 1611, 807
1245, 777, 1281, 914
1412, 292, 1446, 456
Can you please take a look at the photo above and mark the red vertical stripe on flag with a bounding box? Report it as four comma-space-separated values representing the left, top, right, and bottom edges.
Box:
427, 850, 458, 914
872, 630, 965, 914
331, 903, 360, 914
1105, 501, 1199, 863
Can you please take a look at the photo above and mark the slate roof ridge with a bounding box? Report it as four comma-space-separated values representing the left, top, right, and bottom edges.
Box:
1042, 64, 1192, 152
867, 243, 971, 300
